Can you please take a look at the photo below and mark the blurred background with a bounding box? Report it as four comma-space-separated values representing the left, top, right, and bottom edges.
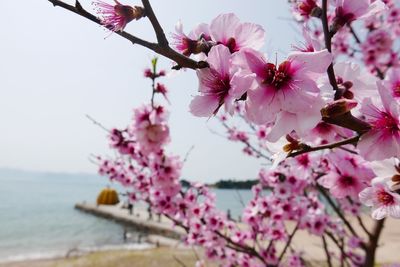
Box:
0, 0, 298, 265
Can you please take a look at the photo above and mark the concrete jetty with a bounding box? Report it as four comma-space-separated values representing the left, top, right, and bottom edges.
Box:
75, 202, 184, 241
75, 202, 400, 263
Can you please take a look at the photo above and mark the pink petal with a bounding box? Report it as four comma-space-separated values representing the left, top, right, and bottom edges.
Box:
207, 45, 231, 78
197, 68, 213, 94
189, 23, 210, 39
358, 130, 400, 160
360, 97, 381, 119
371, 206, 388, 220
267, 111, 297, 142
342, 0, 369, 17
210, 13, 240, 43
229, 71, 256, 99
358, 0, 387, 20
232, 49, 268, 78
377, 81, 400, 118
359, 187, 374, 206
245, 86, 280, 124
189, 95, 219, 117
234, 22, 265, 50
288, 49, 332, 74
389, 205, 400, 218
277, 79, 319, 113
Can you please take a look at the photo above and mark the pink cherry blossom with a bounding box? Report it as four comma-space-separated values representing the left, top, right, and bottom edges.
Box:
130, 105, 170, 154
319, 156, 374, 199
358, 82, 400, 160
235, 49, 331, 123
190, 45, 254, 117
329, 62, 378, 103
333, 0, 386, 29
171, 21, 211, 56
384, 67, 400, 100
209, 13, 265, 53
359, 180, 400, 219
93, 0, 144, 32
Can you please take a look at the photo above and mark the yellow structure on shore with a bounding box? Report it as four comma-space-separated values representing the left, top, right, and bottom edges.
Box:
96, 188, 119, 205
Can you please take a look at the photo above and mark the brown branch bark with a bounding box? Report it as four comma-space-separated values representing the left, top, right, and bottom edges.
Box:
317, 185, 360, 239
322, 235, 333, 267
323, 112, 371, 134
277, 224, 299, 264
47, 0, 207, 70
364, 219, 385, 267
141, 0, 168, 47
287, 136, 359, 158
321, 0, 340, 99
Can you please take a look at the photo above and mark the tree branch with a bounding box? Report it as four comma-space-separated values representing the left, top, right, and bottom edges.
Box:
277, 224, 300, 264
323, 112, 371, 135
322, 235, 333, 267
321, 0, 340, 99
347, 25, 385, 80
47, 0, 207, 70
317, 185, 360, 239
364, 219, 385, 267
287, 136, 359, 158
141, 0, 168, 47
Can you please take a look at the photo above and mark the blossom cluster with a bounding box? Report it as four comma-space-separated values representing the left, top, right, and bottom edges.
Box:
89, 0, 400, 266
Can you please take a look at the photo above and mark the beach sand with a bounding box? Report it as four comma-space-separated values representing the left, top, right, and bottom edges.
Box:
0, 247, 216, 267
1, 213, 399, 267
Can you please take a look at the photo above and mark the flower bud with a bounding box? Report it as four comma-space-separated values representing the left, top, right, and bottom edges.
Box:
321, 99, 358, 118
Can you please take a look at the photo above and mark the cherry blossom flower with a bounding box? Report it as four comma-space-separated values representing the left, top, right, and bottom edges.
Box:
209, 13, 265, 53
319, 155, 374, 199
332, 0, 386, 31
190, 45, 255, 117
130, 105, 170, 154
359, 180, 400, 219
232, 48, 331, 140
171, 21, 211, 56
327, 62, 378, 103
358, 82, 400, 160
93, 0, 144, 32
383, 67, 400, 100
368, 158, 400, 191
296, 0, 320, 19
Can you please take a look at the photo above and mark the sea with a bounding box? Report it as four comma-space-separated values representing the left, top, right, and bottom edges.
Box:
0, 169, 253, 263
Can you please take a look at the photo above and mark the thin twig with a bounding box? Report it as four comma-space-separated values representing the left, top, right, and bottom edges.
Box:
347, 25, 385, 80
47, 0, 207, 70
173, 255, 188, 267
141, 0, 169, 47
322, 235, 333, 267
86, 114, 110, 132
356, 215, 372, 237
325, 231, 351, 267
287, 136, 359, 158
277, 224, 300, 264
321, 0, 340, 98
317, 185, 359, 238
183, 145, 195, 163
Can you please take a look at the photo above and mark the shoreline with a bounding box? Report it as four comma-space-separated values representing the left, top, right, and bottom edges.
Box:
0, 246, 215, 267
0, 242, 154, 265
2, 203, 400, 266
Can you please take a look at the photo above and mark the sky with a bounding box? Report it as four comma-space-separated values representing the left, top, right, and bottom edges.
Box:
0, 0, 298, 183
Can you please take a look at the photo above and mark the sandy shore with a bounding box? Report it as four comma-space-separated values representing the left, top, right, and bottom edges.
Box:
0, 247, 215, 267
1, 214, 399, 267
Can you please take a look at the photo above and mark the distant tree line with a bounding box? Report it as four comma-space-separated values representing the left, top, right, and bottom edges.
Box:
180, 179, 258, 189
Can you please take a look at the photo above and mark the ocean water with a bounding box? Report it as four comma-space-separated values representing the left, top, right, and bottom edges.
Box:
0, 169, 253, 262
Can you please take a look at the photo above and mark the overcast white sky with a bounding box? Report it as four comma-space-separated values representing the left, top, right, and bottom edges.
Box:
0, 0, 297, 183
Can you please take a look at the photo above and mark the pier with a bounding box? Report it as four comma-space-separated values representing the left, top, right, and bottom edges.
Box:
75, 202, 185, 242
75, 202, 400, 263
